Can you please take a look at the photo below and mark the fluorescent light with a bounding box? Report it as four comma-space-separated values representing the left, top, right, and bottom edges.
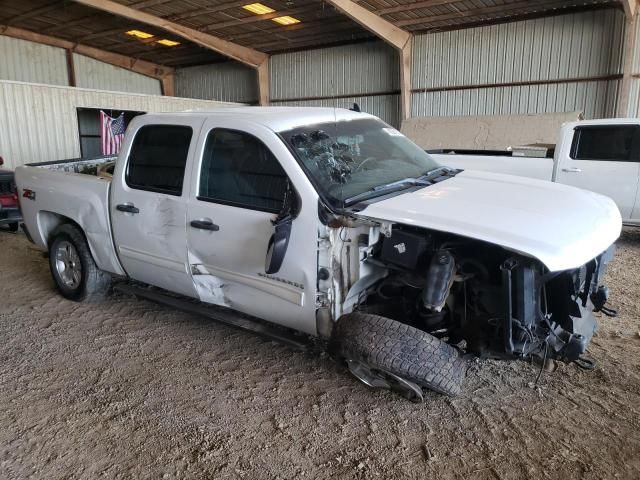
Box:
272, 15, 300, 25
157, 39, 181, 47
242, 3, 275, 15
126, 29, 154, 39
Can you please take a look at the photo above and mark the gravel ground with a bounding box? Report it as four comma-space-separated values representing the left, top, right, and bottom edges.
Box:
1, 228, 639, 479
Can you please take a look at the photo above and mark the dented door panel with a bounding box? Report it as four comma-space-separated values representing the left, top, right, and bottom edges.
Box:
186, 119, 320, 335
110, 117, 204, 298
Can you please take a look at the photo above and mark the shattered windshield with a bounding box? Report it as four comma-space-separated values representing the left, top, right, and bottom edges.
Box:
279, 118, 441, 208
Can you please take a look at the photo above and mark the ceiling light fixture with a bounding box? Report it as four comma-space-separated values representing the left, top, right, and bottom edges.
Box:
126, 29, 154, 39
156, 39, 181, 47
242, 3, 275, 15
271, 15, 300, 25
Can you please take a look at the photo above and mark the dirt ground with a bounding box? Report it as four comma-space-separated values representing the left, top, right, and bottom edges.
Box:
1, 228, 639, 480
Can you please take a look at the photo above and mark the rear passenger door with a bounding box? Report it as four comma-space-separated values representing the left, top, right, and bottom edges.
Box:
111, 119, 202, 297
555, 125, 640, 221
185, 120, 315, 333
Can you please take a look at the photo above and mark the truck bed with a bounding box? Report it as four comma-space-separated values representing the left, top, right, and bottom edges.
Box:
14, 156, 124, 276
27, 156, 117, 176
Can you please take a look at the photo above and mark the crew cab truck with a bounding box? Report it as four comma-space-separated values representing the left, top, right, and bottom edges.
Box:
15, 108, 622, 400
427, 119, 640, 225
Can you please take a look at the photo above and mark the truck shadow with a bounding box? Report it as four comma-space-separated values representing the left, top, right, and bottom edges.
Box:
618, 226, 640, 246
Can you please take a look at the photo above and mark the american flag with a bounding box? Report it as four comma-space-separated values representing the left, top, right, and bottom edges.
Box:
100, 111, 126, 155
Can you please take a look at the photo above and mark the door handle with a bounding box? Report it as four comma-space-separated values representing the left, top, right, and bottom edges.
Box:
562, 167, 582, 173
116, 203, 140, 214
190, 219, 220, 231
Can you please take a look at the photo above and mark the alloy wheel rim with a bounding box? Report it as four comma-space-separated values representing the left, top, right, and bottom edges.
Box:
54, 241, 82, 289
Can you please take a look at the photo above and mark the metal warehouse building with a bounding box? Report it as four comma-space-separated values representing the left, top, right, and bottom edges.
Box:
1, 2, 640, 479
0, 0, 638, 169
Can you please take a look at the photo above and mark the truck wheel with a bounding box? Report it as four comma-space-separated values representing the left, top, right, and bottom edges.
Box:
48, 224, 111, 302
330, 313, 466, 396
8, 222, 19, 232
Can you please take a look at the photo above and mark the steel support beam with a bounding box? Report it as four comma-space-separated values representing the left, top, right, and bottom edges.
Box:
161, 74, 175, 97
623, 0, 637, 18
325, 0, 413, 121
72, 0, 270, 103
618, 13, 638, 116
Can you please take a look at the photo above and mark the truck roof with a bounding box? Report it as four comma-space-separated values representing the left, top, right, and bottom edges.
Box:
566, 118, 640, 127
140, 106, 378, 132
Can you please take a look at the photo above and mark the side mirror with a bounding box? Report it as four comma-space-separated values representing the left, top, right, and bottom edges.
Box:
265, 215, 292, 274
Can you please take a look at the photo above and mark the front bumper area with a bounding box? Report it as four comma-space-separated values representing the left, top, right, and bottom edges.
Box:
501, 245, 616, 363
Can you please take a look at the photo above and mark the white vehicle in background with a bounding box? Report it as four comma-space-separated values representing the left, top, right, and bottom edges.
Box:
15, 108, 621, 401
428, 119, 640, 225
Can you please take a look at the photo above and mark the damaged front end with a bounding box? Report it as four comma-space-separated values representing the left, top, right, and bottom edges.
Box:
492, 249, 615, 365
334, 220, 617, 367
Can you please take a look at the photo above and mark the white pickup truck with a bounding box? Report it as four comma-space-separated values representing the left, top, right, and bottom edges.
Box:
428, 119, 640, 225
15, 107, 622, 401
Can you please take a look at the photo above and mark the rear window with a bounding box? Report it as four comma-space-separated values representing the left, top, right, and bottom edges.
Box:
570, 125, 640, 162
126, 125, 193, 195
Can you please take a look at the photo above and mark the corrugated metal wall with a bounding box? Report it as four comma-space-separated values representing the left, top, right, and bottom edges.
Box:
412, 9, 625, 119
0, 36, 68, 86
269, 41, 400, 126
270, 41, 398, 98
175, 62, 257, 103
412, 80, 620, 119
0, 35, 162, 95
174, 41, 401, 126
73, 54, 162, 95
0, 80, 238, 170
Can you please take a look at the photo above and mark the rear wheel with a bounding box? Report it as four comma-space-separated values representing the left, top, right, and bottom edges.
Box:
330, 312, 467, 397
8, 222, 19, 232
49, 224, 111, 302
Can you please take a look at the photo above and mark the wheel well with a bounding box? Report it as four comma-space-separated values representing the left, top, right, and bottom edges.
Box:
38, 211, 84, 247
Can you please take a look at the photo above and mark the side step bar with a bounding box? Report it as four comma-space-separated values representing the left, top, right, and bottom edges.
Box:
113, 283, 309, 351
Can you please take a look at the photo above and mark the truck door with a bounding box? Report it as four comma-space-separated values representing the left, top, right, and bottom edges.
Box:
555, 124, 640, 221
111, 119, 203, 297
185, 120, 319, 335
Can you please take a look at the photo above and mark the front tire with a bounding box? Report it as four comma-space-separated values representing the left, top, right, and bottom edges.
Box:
330, 313, 467, 396
48, 224, 111, 302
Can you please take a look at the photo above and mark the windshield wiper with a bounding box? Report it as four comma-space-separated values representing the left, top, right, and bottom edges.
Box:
418, 166, 458, 182
344, 177, 430, 206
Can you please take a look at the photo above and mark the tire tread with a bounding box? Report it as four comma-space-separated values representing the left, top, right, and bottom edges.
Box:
331, 312, 466, 396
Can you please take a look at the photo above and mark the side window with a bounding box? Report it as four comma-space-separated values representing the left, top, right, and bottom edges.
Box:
571, 126, 640, 162
198, 129, 288, 213
126, 125, 193, 195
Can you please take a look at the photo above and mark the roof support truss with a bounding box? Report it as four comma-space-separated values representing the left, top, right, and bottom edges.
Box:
618, 12, 638, 116
72, 0, 270, 104
623, 0, 637, 18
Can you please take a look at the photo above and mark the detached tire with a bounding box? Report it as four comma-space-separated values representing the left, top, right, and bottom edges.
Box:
331, 313, 466, 396
48, 224, 111, 302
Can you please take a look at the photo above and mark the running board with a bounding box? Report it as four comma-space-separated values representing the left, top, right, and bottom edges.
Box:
113, 284, 309, 351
